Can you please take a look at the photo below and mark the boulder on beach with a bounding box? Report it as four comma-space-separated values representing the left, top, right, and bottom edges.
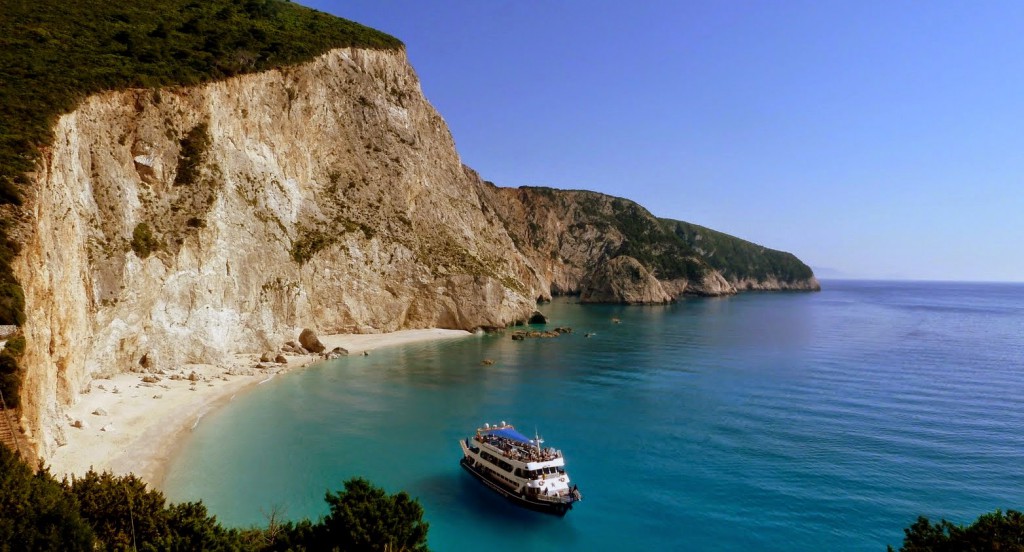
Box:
299, 328, 326, 353
275, 354, 288, 364
92, 408, 107, 416
260, 352, 273, 362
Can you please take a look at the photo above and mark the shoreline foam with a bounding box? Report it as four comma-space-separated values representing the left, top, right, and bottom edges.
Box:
45, 328, 472, 488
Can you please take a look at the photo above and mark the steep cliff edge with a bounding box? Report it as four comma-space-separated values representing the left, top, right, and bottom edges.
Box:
476, 185, 817, 301
5, 11, 818, 460
12, 48, 539, 456
661, 219, 821, 292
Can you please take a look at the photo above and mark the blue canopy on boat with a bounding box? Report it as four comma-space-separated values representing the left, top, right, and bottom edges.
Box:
486, 427, 534, 444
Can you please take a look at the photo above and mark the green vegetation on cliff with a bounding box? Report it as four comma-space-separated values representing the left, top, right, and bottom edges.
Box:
0, 446, 430, 551
0, 335, 24, 408
0, 0, 401, 204
516, 187, 708, 282
602, 197, 708, 281
660, 218, 815, 285
516, 186, 814, 288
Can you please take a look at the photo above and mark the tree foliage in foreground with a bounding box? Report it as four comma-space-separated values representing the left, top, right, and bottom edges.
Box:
890, 509, 1024, 551
0, 445, 429, 551
313, 478, 430, 552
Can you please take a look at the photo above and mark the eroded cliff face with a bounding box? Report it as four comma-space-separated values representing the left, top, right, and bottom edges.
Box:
13, 48, 540, 455
11, 46, 818, 457
578, 256, 671, 304
478, 185, 740, 301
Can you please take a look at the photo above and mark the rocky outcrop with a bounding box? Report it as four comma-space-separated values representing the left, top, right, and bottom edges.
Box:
661, 271, 736, 298
660, 218, 820, 292
579, 256, 671, 304
477, 185, 820, 301
732, 276, 822, 292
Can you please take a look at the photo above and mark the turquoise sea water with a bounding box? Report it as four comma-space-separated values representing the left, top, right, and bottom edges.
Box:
164, 280, 1024, 550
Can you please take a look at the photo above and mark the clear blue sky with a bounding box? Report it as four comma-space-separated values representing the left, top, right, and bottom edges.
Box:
305, 1, 1023, 282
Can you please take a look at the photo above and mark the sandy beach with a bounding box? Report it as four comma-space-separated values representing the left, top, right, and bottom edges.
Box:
45, 328, 471, 488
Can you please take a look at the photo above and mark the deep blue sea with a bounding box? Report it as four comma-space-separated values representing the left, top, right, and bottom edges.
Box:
164, 280, 1024, 550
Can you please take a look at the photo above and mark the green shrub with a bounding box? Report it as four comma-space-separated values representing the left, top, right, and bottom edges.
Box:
174, 123, 210, 186
0, 353, 19, 408
68, 470, 174, 549
290, 228, 335, 265
131, 222, 159, 258
890, 509, 1024, 551
0, 221, 25, 327
0, 282, 25, 326
1, 447, 433, 551
311, 477, 429, 552
4, 334, 25, 358
0, 446, 95, 551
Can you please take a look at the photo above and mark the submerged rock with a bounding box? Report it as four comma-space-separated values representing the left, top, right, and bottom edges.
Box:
510, 327, 573, 340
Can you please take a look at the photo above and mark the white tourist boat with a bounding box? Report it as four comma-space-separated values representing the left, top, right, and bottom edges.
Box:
458, 421, 582, 516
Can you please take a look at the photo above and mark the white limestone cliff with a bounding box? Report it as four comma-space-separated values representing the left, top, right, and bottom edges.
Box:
13, 48, 540, 455
10, 46, 818, 459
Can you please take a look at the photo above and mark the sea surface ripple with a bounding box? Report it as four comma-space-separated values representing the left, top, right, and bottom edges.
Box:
165, 280, 1024, 550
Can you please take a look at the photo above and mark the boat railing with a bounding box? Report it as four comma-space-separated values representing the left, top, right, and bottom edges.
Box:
534, 488, 578, 504
475, 434, 562, 463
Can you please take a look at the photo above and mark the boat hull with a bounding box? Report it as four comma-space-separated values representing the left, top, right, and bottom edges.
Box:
460, 457, 574, 516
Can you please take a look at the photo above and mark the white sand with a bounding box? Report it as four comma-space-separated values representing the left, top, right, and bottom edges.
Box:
46, 328, 471, 487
